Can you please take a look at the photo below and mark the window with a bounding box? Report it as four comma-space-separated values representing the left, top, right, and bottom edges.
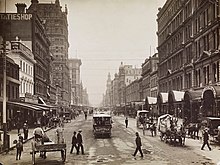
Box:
23, 62, 25, 72
20, 60, 22, 69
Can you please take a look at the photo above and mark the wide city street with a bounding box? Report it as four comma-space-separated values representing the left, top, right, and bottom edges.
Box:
0, 115, 216, 165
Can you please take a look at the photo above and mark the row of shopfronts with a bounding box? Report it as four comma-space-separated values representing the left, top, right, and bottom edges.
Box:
0, 99, 58, 130
137, 85, 220, 123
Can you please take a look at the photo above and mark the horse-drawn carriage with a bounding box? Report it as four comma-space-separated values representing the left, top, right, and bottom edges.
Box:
136, 110, 150, 128
158, 114, 186, 146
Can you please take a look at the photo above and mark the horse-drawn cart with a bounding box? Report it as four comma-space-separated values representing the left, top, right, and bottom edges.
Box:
158, 114, 185, 146
31, 141, 66, 165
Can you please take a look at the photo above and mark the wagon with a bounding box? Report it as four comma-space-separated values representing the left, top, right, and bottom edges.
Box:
31, 141, 66, 165
158, 114, 185, 146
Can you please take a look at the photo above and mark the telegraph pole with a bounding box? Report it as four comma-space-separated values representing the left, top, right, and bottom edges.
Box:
1, 37, 8, 150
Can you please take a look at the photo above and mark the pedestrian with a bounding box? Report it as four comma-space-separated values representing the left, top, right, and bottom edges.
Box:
125, 117, 128, 128
17, 121, 21, 135
23, 122, 29, 140
70, 131, 78, 154
150, 123, 157, 137
77, 129, 84, 155
15, 139, 23, 160
18, 133, 24, 144
201, 128, 211, 151
132, 132, 143, 158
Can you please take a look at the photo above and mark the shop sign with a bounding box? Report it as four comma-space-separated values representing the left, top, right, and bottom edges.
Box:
0, 13, 32, 21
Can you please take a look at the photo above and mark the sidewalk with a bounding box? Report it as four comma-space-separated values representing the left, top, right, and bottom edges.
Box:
1, 126, 54, 153
114, 115, 220, 165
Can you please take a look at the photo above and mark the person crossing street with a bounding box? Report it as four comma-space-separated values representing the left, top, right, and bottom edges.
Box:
70, 131, 78, 154
132, 132, 143, 158
77, 129, 84, 155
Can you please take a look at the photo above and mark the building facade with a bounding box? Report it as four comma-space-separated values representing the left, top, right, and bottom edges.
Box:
157, 0, 220, 119
142, 53, 159, 99
0, 53, 20, 129
8, 40, 36, 98
68, 58, 82, 106
27, 0, 70, 107
0, 4, 52, 104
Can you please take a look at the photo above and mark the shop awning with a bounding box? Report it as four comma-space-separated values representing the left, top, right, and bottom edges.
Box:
157, 92, 168, 104
184, 89, 203, 101
7, 101, 42, 111
168, 90, 184, 102
145, 96, 157, 105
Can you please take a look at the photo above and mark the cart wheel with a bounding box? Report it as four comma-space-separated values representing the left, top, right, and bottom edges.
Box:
32, 152, 35, 165
61, 149, 66, 162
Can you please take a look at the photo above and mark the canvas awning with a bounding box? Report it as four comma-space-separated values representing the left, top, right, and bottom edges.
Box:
146, 96, 157, 105
157, 92, 168, 104
184, 89, 203, 101
7, 101, 42, 111
168, 90, 184, 102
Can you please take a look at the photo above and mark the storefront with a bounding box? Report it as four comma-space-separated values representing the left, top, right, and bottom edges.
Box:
145, 96, 157, 117
202, 86, 220, 117
157, 92, 168, 115
183, 90, 202, 122
168, 90, 184, 118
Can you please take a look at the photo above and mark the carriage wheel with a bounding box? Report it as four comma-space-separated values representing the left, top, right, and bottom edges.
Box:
61, 149, 66, 162
32, 151, 35, 165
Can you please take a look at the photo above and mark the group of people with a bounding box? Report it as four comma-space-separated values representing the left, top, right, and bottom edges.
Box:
70, 129, 84, 155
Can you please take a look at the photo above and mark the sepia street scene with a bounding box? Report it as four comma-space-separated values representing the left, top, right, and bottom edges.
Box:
0, 0, 220, 165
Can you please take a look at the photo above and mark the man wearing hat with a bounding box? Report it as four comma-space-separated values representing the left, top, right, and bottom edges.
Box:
201, 128, 211, 151
132, 132, 143, 158
70, 131, 77, 154
77, 129, 84, 155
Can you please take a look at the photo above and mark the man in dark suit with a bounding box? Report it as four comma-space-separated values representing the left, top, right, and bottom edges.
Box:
201, 128, 211, 151
77, 129, 84, 154
133, 132, 143, 158
70, 131, 77, 154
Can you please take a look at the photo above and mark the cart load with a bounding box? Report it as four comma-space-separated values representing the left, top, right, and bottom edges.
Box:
31, 127, 66, 165
158, 114, 185, 146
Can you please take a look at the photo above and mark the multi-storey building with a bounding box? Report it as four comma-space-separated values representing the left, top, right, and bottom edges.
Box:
8, 40, 36, 98
27, 0, 70, 107
118, 62, 142, 105
0, 51, 20, 129
82, 88, 89, 106
157, 0, 220, 119
68, 58, 82, 106
103, 63, 142, 108
0, 3, 52, 104
105, 73, 112, 107
142, 53, 159, 98
112, 73, 120, 106
126, 79, 141, 103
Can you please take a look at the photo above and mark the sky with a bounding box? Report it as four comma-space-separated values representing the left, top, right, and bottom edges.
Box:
0, 0, 166, 106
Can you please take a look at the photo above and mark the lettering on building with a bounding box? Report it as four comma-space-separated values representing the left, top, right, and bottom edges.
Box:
0, 13, 32, 21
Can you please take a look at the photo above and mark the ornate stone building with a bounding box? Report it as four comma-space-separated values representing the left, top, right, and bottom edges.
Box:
0, 3, 52, 104
27, 0, 70, 107
157, 0, 220, 119
68, 58, 82, 106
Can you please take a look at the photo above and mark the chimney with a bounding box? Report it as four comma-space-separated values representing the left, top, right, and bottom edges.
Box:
15, 3, 27, 13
